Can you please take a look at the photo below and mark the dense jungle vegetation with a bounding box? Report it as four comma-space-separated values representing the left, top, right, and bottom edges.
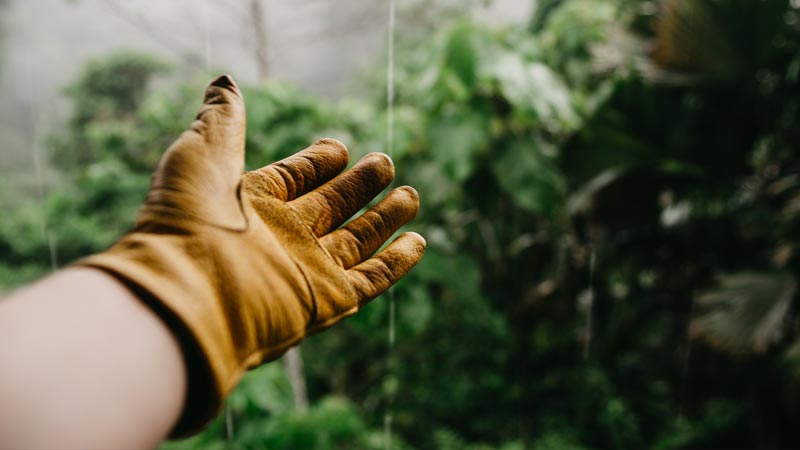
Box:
3, 0, 800, 448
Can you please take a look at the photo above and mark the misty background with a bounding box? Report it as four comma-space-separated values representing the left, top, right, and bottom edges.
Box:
0, 0, 534, 190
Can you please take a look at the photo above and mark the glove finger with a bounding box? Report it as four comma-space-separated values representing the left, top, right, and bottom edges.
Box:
290, 152, 395, 236
178, 74, 246, 180
196, 75, 245, 148
321, 186, 419, 269
144, 75, 247, 229
243, 139, 349, 201
347, 232, 426, 303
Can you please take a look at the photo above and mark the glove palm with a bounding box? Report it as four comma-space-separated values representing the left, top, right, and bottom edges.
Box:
79, 75, 425, 436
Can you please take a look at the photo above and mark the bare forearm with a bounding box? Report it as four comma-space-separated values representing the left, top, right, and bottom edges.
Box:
0, 268, 186, 449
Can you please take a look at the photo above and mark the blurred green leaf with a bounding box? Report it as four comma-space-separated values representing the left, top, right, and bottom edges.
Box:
427, 108, 489, 182
492, 52, 577, 128
691, 272, 796, 356
492, 138, 566, 216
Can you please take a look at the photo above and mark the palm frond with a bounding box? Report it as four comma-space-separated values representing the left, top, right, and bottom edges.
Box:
691, 271, 796, 356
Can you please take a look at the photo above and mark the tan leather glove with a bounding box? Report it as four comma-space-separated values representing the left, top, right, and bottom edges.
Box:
76, 75, 425, 437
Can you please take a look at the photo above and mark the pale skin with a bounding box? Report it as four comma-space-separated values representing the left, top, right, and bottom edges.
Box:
0, 267, 186, 449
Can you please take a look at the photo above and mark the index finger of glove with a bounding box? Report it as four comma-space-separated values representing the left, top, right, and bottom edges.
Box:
348, 232, 426, 303
290, 152, 395, 237
243, 139, 349, 201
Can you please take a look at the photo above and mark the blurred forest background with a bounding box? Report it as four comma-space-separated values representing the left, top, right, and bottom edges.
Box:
3, 0, 800, 448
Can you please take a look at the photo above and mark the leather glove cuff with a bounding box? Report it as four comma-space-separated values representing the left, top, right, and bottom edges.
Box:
76, 234, 283, 438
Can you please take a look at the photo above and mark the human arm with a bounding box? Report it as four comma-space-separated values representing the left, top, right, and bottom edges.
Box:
0, 74, 424, 448
0, 268, 186, 449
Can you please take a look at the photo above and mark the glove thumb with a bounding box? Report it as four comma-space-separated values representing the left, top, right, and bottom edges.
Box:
141, 75, 248, 230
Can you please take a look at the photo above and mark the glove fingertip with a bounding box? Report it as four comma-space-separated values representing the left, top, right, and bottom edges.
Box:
203, 75, 244, 113
396, 232, 427, 264
208, 74, 240, 95
311, 138, 350, 171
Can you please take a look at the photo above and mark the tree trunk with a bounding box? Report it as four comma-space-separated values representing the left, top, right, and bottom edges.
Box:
284, 346, 309, 412
249, 0, 270, 80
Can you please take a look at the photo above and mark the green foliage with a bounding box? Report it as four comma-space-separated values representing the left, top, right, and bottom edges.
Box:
162, 365, 387, 450
692, 272, 796, 355
53, 51, 171, 169
537, 0, 619, 84
165, 364, 413, 450
4, 0, 800, 448
653, 0, 791, 81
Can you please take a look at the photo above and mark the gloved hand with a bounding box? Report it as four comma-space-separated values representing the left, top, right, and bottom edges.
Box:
77, 75, 425, 436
